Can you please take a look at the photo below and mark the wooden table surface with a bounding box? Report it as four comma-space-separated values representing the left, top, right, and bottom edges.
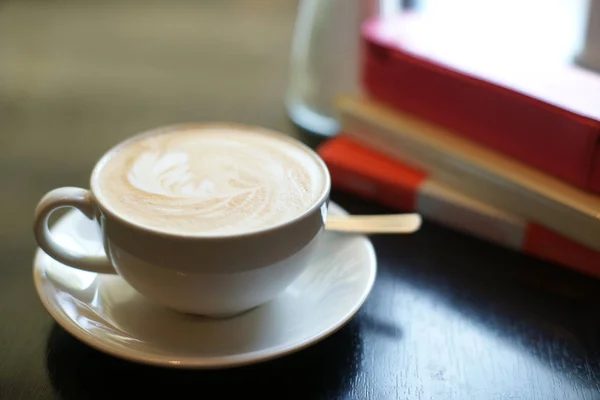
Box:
2, 1, 600, 399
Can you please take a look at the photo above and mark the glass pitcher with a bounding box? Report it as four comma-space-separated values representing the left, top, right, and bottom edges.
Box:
286, 0, 383, 136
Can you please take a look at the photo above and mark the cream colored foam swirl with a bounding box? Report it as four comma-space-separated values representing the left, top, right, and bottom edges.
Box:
96, 127, 325, 235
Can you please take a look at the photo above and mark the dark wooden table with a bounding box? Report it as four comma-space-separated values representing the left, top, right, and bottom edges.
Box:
2, 1, 600, 399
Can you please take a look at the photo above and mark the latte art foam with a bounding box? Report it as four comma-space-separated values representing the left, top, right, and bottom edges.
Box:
94, 125, 327, 235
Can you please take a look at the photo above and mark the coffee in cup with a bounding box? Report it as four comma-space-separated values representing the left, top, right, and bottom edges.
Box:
34, 123, 331, 317
95, 124, 327, 236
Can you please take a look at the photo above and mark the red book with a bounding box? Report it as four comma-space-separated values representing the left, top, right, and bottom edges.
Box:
318, 136, 600, 279
362, 13, 600, 193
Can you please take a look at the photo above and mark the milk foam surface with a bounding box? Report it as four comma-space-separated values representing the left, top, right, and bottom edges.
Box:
94, 125, 327, 235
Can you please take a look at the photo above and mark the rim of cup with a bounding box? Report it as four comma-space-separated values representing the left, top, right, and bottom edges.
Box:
89, 122, 332, 240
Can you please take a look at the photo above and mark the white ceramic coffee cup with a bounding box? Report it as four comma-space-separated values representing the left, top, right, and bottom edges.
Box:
34, 125, 331, 317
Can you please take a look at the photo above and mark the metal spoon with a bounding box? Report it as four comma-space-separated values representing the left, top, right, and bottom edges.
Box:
325, 213, 422, 234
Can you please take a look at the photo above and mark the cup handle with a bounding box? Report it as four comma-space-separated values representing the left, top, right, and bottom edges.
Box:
34, 187, 116, 274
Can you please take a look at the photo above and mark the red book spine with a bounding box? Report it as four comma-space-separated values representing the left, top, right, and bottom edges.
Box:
319, 136, 600, 279
361, 15, 600, 193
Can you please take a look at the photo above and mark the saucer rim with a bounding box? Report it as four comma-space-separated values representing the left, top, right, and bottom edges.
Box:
33, 205, 377, 369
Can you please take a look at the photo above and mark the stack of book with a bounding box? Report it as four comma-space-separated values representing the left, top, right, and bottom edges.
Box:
317, 13, 600, 278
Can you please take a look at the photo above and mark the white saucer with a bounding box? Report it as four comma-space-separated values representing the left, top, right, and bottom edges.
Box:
33, 203, 376, 369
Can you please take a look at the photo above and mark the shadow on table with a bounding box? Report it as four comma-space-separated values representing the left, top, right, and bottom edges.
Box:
45, 318, 363, 400
332, 191, 600, 387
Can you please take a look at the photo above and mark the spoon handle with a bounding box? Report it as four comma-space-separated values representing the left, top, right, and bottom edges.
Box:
325, 213, 422, 234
